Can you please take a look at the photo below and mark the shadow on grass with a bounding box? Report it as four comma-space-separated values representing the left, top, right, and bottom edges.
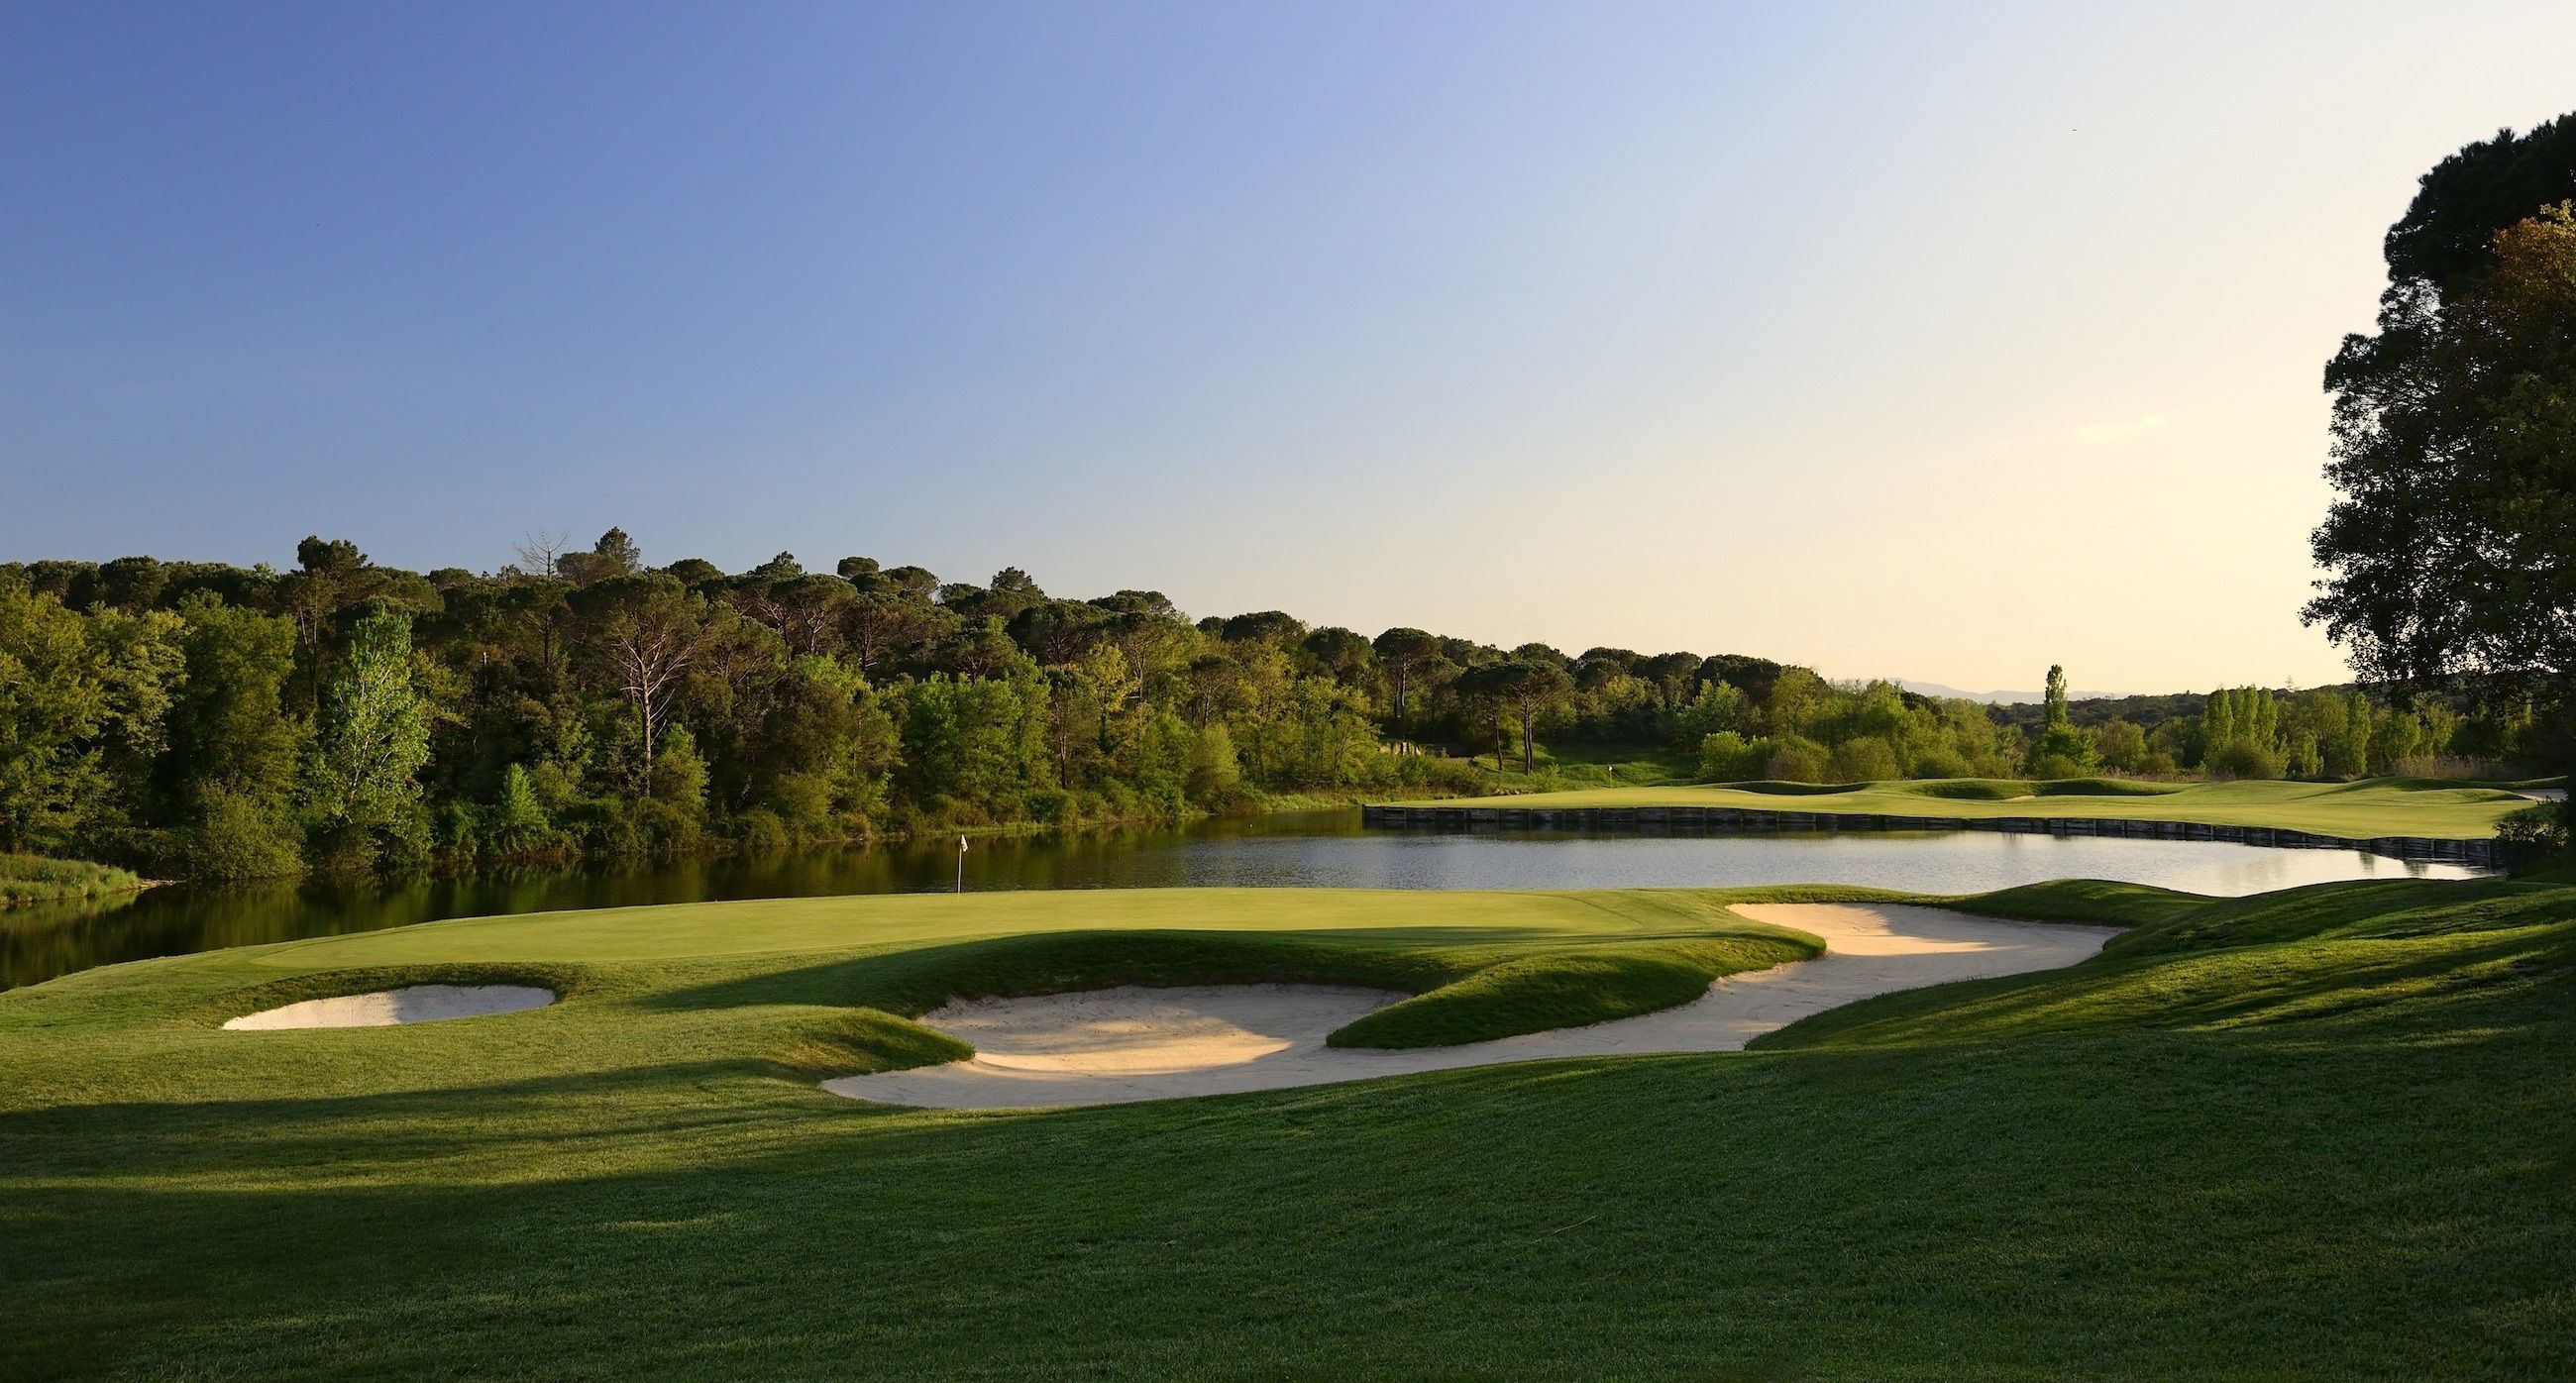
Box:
641, 929, 1521, 1016
1761, 923, 2573, 1051
7, 1019, 2571, 1382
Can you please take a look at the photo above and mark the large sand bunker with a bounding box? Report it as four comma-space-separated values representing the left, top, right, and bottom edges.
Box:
223, 984, 556, 1030
827, 903, 2117, 1109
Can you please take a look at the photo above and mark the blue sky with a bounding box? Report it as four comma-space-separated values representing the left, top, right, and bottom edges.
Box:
6, 1, 2573, 692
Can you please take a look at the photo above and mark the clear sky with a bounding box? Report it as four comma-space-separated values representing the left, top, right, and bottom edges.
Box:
5, 2, 2572, 694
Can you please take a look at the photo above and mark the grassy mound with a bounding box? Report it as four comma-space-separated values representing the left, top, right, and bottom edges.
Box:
1757, 874, 2571, 1054
2031, 777, 2184, 797
1902, 778, 2031, 800
0, 853, 143, 907
1328, 933, 1818, 1047
1942, 879, 2206, 927
3, 879, 2568, 1378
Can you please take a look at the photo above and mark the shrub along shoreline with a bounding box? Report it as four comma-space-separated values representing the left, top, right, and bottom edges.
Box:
0, 854, 149, 908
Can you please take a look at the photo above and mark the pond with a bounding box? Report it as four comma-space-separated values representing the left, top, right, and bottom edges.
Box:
2, 809, 2490, 990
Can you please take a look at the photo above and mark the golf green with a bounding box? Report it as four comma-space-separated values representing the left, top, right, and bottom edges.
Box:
1394, 775, 2533, 838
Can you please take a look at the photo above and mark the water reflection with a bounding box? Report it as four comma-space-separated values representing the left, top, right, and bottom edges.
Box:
3, 809, 2484, 990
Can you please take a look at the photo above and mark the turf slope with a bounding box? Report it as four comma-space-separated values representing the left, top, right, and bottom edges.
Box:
2, 879, 2569, 1379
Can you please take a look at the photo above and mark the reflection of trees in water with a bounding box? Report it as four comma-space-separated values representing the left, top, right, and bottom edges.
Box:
4, 810, 2465, 993
2, 892, 141, 990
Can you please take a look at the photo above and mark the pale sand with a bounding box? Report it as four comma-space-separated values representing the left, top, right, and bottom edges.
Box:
825, 904, 2118, 1109
222, 984, 556, 1030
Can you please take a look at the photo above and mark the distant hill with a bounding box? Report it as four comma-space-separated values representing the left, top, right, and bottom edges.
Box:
1899, 681, 2126, 705
1988, 692, 2212, 731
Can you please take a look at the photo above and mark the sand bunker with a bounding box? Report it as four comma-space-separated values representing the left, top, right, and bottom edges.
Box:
826, 903, 2117, 1109
223, 984, 556, 1030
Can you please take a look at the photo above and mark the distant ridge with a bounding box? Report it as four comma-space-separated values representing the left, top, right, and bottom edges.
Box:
1898, 681, 2129, 705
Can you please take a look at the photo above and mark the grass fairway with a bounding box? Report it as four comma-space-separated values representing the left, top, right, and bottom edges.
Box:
1409, 775, 2531, 838
5, 880, 2572, 1379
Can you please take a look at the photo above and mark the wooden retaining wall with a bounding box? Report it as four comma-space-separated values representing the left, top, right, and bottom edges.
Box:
1357, 803, 2503, 869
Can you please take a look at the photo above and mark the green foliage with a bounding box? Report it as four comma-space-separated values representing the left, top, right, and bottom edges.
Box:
0, 580, 183, 850
2192, 687, 2299, 778
0, 852, 143, 905
2024, 664, 2097, 777
13, 539, 2565, 876
1697, 730, 1759, 781
1763, 732, 1829, 783
2312, 135, 2576, 782
1668, 680, 1744, 743
171, 788, 306, 882
164, 593, 302, 813
2498, 803, 2571, 874
649, 724, 708, 816
2089, 718, 2148, 773
484, 764, 555, 855
735, 807, 793, 856
1455, 657, 1576, 774
2323, 202, 2576, 654
304, 607, 432, 855
1825, 735, 1899, 783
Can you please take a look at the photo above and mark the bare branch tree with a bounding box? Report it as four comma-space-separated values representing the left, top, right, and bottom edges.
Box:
585, 591, 705, 791
512, 529, 572, 581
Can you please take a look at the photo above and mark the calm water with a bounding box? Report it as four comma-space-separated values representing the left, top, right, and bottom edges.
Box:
2, 809, 2487, 990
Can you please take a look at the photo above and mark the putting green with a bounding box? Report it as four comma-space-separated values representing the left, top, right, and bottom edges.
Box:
1394, 776, 2530, 838
238, 886, 1808, 969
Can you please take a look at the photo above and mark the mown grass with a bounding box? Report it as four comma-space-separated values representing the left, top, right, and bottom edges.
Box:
3, 878, 2570, 1379
0, 853, 144, 907
1329, 933, 1816, 1047
1459, 739, 1704, 791
635, 915, 1820, 1051
1409, 775, 2531, 838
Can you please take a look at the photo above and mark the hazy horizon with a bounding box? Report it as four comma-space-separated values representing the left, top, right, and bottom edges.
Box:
8, 1, 2575, 693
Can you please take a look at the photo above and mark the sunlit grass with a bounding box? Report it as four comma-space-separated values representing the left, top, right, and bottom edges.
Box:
3, 877, 2568, 1378
1407, 775, 2529, 838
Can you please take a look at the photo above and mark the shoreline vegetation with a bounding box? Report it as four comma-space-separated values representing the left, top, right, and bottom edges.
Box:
1, 768, 2540, 911
0, 854, 149, 908
2, 542, 2563, 889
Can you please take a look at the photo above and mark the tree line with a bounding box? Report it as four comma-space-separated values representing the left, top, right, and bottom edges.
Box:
0, 534, 1773, 879
4, 535, 2548, 885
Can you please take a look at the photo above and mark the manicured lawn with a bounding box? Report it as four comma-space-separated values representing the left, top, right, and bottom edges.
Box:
4, 879, 2570, 1379
1407, 775, 2531, 839
1455, 739, 1705, 790
0, 853, 144, 907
